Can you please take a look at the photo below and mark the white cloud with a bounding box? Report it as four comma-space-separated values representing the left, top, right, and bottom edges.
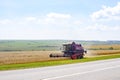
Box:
1, 12, 119, 40
86, 24, 120, 31
40, 12, 72, 25
46, 12, 71, 19
0, 12, 85, 40
73, 20, 83, 26
91, 2, 120, 21
0, 19, 12, 24
89, 2, 120, 37
25, 17, 37, 21
13, 13, 72, 26
0, 13, 77, 27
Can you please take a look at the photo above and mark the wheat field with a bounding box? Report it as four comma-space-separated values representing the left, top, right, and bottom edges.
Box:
0, 44, 120, 65
84, 44, 120, 50
86, 50, 120, 56
0, 51, 69, 65
0, 50, 120, 65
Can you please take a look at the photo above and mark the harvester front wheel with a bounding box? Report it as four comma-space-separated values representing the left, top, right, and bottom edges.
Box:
49, 54, 52, 57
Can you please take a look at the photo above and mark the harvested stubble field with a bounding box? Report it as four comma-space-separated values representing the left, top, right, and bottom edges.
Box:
86, 50, 120, 56
0, 50, 120, 65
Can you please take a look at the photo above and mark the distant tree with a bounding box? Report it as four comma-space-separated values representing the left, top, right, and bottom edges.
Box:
109, 47, 113, 50
99, 48, 102, 50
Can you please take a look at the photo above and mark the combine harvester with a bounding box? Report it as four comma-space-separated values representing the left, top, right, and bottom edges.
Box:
50, 42, 87, 59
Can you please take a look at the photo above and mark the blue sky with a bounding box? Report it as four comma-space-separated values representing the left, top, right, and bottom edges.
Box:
0, 0, 120, 40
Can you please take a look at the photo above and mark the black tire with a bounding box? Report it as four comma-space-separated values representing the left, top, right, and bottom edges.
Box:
80, 55, 83, 59
77, 56, 80, 59
49, 54, 52, 57
77, 55, 83, 59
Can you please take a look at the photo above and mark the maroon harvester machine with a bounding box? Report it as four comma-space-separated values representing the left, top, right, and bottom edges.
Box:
49, 42, 87, 59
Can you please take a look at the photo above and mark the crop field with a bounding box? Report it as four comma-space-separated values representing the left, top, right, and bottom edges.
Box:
0, 49, 120, 65
0, 40, 120, 66
85, 44, 120, 50
87, 50, 120, 56
0, 51, 68, 65
1, 54, 120, 70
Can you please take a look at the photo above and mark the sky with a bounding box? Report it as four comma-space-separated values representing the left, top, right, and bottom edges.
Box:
0, 0, 120, 40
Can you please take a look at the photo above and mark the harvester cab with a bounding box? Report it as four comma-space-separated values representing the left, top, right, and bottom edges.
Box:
50, 42, 87, 59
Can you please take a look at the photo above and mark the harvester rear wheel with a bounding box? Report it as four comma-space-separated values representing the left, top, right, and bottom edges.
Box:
76, 55, 83, 59
80, 55, 83, 59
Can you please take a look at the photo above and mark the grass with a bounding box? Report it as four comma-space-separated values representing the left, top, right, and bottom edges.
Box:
0, 54, 120, 71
